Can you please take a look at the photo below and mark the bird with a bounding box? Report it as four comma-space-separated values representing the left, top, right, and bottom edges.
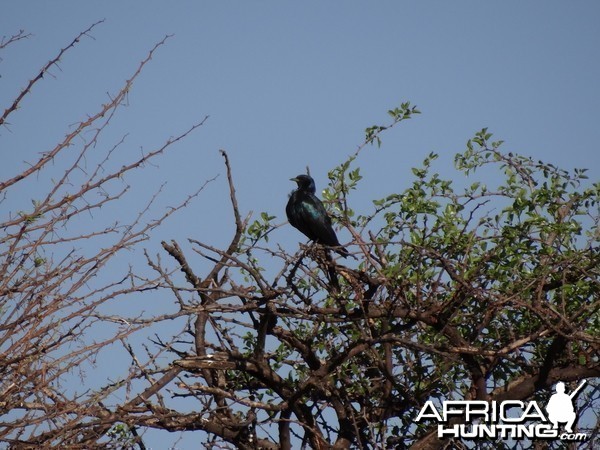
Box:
286, 174, 349, 258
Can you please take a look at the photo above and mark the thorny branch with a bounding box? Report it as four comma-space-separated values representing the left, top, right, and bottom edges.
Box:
0, 21, 103, 128
0, 26, 210, 449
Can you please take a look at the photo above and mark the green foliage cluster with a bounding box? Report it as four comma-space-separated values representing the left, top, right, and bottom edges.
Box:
234, 109, 598, 448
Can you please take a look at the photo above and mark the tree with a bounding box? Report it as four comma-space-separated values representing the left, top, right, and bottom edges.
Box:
1, 26, 598, 450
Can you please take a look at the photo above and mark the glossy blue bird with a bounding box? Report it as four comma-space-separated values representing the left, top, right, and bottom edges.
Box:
286, 174, 349, 258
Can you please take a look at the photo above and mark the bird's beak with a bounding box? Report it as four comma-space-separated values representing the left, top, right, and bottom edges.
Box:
290, 177, 298, 182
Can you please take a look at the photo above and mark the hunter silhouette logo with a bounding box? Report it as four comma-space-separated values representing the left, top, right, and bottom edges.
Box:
546, 380, 586, 433
415, 379, 589, 442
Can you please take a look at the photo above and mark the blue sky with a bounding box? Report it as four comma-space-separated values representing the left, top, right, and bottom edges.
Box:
2, 2, 599, 448
3, 3, 599, 236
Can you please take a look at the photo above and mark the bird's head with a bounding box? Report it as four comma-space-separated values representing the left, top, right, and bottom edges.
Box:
290, 174, 316, 194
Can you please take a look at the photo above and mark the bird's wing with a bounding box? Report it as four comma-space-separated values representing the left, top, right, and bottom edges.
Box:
288, 198, 319, 241
299, 194, 340, 246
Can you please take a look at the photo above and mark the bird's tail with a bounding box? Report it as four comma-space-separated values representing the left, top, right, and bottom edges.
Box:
333, 245, 352, 259
321, 249, 340, 291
